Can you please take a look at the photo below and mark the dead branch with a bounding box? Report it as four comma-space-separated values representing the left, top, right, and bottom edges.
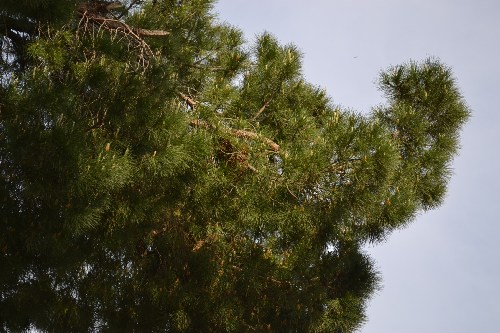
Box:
253, 98, 271, 120
133, 28, 170, 37
253, 91, 277, 120
190, 120, 280, 152
231, 129, 280, 152
179, 92, 197, 109
80, 14, 166, 41
246, 163, 258, 173
76, 2, 170, 69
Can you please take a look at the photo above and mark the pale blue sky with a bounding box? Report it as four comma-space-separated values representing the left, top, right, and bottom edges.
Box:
215, 1, 500, 332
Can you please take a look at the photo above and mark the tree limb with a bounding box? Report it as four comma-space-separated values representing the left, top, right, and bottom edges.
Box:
231, 129, 280, 152
190, 119, 280, 152
179, 92, 197, 108
81, 14, 169, 37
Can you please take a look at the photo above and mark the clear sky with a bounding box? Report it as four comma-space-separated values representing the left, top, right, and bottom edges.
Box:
214, 1, 500, 332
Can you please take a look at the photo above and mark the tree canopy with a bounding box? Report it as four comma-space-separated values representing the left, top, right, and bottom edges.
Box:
0, 1, 469, 332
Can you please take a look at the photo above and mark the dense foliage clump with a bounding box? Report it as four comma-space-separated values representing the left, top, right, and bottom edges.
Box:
0, 1, 469, 331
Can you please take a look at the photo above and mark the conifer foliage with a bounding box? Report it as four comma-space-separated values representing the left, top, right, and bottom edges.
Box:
0, 1, 469, 331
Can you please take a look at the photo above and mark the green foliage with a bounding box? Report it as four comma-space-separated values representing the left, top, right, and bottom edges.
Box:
0, 1, 469, 332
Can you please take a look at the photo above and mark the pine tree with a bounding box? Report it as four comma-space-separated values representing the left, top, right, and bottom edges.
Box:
0, 1, 469, 332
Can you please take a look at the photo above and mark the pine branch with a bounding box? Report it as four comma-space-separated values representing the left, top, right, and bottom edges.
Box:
79, 13, 170, 38
231, 129, 280, 152
190, 119, 280, 152
76, 2, 170, 69
179, 92, 197, 108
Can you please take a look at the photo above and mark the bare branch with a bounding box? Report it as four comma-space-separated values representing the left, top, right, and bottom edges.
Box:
179, 92, 197, 109
253, 98, 271, 120
76, 2, 170, 70
231, 129, 280, 152
84, 15, 168, 38
253, 91, 277, 120
190, 120, 280, 152
133, 28, 170, 37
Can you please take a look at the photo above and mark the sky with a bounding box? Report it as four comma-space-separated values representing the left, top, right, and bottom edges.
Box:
214, 1, 500, 332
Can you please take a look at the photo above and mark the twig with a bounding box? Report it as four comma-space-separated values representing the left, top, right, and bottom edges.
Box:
286, 184, 299, 200
253, 98, 271, 120
253, 91, 277, 120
